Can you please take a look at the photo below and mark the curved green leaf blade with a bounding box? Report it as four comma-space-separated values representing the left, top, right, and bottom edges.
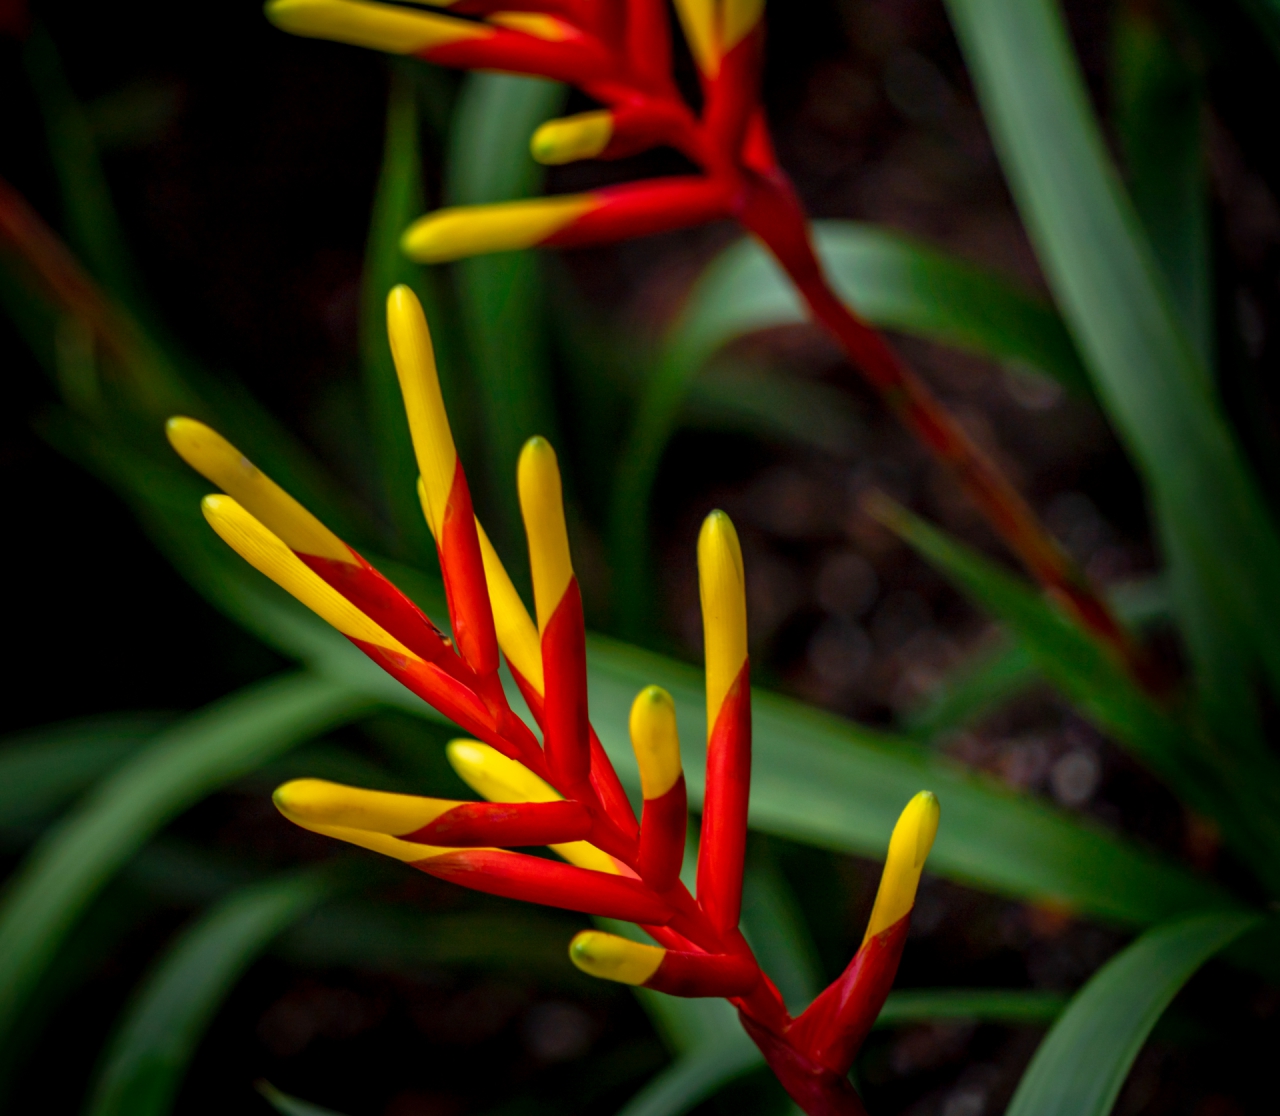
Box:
610, 220, 1087, 634
1006, 910, 1259, 1116
85, 872, 333, 1116
0, 714, 169, 828
614, 1037, 761, 1116
257, 1082, 351, 1116
0, 673, 368, 1051
942, 0, 1280, 698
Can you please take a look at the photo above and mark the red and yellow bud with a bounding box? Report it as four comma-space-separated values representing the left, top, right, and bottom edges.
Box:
695, 510, 751, 935
167, 417, 353, 564
673, 0, 718, 76
401, 196, 599, 264
266, 0, 490, 55
487, 11, 577, 41
862, 790, 940, 944
569, 931, 758, 998
518, 437, 591, 795
531, 111, 614, 165
388, 285, 497, 676
272, 777, 591, 847
446, 741, 619, 874
790, 791, 940, 1075
629, 686, 686, 891
475, 519, 544, 693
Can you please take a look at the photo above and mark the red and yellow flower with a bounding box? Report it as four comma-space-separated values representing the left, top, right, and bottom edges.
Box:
169, 284, 937, 1116
260, 0, 1144, 683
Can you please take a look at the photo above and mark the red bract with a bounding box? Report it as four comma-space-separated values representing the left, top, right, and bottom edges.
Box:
262, 0, 1146, 682
170, 284, 940, 1116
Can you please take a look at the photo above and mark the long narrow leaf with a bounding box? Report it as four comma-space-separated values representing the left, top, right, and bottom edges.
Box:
84, 872, 333, 1116
1005, 910, 1259, 1116
0, 673, 368, 1051
942, 0, 1280, 700
610, 220, 1088, 635
0, 714, 169, 828
257, 1082, 350, 1116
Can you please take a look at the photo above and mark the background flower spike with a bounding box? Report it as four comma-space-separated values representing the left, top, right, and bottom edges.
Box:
401, 196, 598, 264
629, 685, 687, 892
388, 284, 498, 677
266, 0, 490, 55
530, 111, 614, 166
569, 930, 758, 998
695, 509, 751, 936
518, 436, 592, 797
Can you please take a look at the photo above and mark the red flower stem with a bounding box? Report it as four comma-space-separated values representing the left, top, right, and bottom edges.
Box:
739, 176, 1152, 689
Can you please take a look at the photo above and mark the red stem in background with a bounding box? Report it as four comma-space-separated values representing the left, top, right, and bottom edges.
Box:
737, 172, 1156, 690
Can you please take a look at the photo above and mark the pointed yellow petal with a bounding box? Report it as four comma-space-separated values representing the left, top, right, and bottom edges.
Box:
285, 817, 455, 862
266, 0, 489, 54
698, 510, 747, 733
629, 686, 682, 799
569, 931, 664, 985
167, 417, 354, 564
202, 495, 418, 658
476, 520, 544, 692
517, 436, 573, 633
388, 286, 456, 539
862, 791, 940, 943
273, 778, 456, 835
673, 0, 719, 75
721, 0, 765, 51
400, 196, 597, 264
530, 111, 614, 166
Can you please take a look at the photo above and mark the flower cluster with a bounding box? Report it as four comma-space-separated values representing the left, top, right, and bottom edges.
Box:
169, 285, 937, 1115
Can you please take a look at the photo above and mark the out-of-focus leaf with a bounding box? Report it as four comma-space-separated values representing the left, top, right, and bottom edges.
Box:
609, 220, 1088, 635
0, 673, 368, 1052
902, 637, 1036, 741
1005, 911, 1259, 1116
446, 74, 566, 553
876, 989, 1066, 1026
873, 496, 1280, 894
583, 634, 1232, 926
741, 853, 822, 1011
84, 872, 333, 1116
614, 1036, 762, 1116
257, 1081, 350, 1116
682, 363, 865, 457
942, 0, 1280, 704
0, 714, 169, 828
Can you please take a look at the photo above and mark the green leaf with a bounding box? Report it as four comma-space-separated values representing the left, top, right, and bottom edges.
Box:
0, 714, 169, 828
84, 872, 333, 1116
873, 496, 1280, 894
942, 0, 1280, 702
901, 637, 1036, 741
740, 853, 823, 1011
0, 673, 369, 1052
614, 1037, 762, 1116
583, 634, 1232, 926
876, 988, 1066, 1026
1005, 910, 1259, 1116
256, 1081, 351, 1116
609, 220, 1088, 635
682, 363, 865, 458
446, 74, 566, 554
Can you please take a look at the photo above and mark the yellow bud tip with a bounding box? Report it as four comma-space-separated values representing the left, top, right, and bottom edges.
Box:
568, 931, 664, 985
265, 0, 487, 54
629, 685, 682, 799
399, 195, 597, 264
862, 790, 940, 944
697, 509, 747, 733
445, 740, 562, 804
517, 436, 573, 631
530, 111, 614, 166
